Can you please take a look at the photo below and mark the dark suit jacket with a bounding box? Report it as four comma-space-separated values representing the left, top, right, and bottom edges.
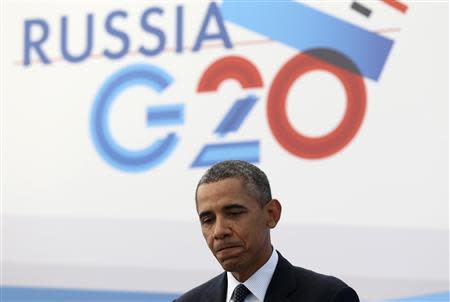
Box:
174, 252, 359, 302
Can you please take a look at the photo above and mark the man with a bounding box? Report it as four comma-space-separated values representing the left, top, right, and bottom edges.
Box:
175, 160, 359, 302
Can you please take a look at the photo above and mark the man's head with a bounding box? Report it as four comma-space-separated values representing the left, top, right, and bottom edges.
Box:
195, 160, 282, 282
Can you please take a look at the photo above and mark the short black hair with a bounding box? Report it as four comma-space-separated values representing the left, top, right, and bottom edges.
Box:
196, 160, 272, 207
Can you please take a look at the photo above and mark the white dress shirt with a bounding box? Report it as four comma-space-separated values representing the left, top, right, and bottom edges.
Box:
226, 249, 279, 302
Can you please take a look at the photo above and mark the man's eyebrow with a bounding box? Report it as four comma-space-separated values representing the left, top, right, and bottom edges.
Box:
199, 204, 247, 218
223, 204, 247, 211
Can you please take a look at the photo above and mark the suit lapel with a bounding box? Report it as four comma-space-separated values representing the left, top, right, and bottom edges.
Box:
205, 272, 228, 302
264, 252, 297, 302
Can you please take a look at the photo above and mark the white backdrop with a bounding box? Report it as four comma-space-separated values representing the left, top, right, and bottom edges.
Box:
2, 1, 449, 301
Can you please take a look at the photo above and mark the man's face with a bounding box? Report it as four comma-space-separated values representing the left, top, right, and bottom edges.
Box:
196, 177, 273, 279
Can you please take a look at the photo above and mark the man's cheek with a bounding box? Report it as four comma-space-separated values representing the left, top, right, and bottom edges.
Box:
206, 237, 214, 250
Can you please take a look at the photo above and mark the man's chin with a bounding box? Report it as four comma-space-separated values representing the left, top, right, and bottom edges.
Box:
214, 247, 246, 270
219, 258, 241, 272
216, 254, 242, 271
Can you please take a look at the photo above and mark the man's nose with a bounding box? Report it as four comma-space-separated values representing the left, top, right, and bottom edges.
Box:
213, 216, 231, 239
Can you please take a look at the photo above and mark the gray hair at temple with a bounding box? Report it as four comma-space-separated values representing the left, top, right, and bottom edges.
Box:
196, 160, 272, 207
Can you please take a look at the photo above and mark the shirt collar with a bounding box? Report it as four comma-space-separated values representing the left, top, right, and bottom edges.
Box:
226, 248, 279, 301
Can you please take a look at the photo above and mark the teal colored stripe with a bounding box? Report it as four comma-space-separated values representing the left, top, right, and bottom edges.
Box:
1, 286, 180, 302
384, 291, 449, 302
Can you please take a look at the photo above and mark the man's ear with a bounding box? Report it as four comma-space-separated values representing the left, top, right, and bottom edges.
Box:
265, 199, 282, 228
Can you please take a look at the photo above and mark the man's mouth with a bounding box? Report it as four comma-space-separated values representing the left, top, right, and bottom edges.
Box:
215, 244, 241, 253
214, 244, 244, 260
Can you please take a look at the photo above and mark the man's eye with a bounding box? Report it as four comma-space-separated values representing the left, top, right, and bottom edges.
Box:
201, 217, 212, 225
229, 211, 243, 217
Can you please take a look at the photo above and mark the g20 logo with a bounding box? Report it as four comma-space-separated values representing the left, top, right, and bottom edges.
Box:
91, 49, 365, 172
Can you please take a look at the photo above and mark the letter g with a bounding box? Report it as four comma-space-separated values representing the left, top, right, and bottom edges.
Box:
90, 64, 179, 172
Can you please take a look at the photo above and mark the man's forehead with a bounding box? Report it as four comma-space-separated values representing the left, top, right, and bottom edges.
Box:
196, 178, 247, 202
197, 192, 246, 210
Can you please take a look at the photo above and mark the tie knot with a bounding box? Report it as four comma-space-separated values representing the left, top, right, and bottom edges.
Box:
232, 284, 250, 302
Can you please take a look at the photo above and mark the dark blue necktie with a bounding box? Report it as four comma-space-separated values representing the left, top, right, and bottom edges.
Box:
232, 284, 250, 302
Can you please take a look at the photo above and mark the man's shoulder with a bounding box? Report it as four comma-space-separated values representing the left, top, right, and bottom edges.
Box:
292, 265, 349, 290
173, 273, 225, 302
290, 266, 359, 301
274, 254, 359, 301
